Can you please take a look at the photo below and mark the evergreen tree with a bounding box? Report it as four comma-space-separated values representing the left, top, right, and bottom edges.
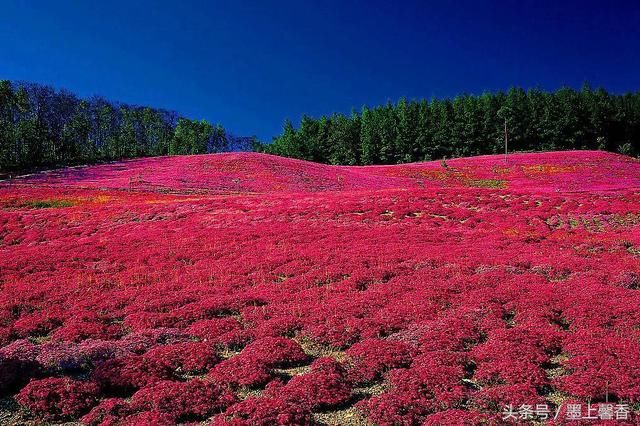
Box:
414, 99, 432, 160
395, 98, 415, 163
263, 84, 640, 165
360, 106, 379, 165
327, 113, 357, 165
0, 81, 15, 171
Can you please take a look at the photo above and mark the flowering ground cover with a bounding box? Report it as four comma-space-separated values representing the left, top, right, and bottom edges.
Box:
1, 150, 640, 425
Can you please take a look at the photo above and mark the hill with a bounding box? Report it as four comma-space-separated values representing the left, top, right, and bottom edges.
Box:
7, 150, 640, 194
1, 151, 640, 424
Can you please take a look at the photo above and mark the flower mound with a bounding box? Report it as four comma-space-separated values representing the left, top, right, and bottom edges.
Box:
282, 357, 352, 409
16, 377, 100, 420
130, 379, 237, 420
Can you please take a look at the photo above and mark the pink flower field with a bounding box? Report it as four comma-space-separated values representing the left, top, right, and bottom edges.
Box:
1, 151, 640, 425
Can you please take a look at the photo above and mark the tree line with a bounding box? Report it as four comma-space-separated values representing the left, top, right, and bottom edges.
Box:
0, 80, 256, 174
260, 84, 640, 165
3, 80, 640, 173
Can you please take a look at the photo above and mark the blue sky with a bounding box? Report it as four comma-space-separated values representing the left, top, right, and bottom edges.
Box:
1, 0, 639, 140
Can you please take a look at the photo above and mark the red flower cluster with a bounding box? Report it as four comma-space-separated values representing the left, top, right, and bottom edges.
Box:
2, 151, 640, 424
130, 379, 237, 418
358, 357, 467, 425
81, 398, 132, 426
346, 338, 415, 385
557, 330, 640, 402
213, 394, 313, 425
16, 377, 100, 420
92, 341, 218, 393
210, 337, 308, 388
281, 357, 352, 409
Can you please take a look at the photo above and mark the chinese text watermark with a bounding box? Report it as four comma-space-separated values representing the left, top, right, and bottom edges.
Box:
502, 402, 631, 421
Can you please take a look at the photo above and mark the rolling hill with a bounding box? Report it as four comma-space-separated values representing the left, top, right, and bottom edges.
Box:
7, 150, 640, 194
1, 151, 639, 425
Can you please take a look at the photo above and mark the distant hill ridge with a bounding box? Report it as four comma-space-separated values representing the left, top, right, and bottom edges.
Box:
7, 151, 640, 195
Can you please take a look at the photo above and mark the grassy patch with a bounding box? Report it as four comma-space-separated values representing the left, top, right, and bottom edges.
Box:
295, 336, 347, 361
622, 240, 640, 257
273, 364, 312, 379
466, 179, 507, 189
523, 164, 577, 175
20, 199, 75, 209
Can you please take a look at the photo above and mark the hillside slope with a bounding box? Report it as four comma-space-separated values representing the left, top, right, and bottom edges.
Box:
6, 150, 640, 194
1, 151, 640, 425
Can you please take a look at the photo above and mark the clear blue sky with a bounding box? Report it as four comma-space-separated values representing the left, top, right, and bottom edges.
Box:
1, 0, 639, 141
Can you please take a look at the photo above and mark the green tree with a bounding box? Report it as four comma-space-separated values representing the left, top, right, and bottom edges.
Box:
0, 81, 16, 171
62, 100, 91, 163
171, 118, 213, 155
327, 112, 359, 165
267, 119, 302, 159
360, 106, 380, 165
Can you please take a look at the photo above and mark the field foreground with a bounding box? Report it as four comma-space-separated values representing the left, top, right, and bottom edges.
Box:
1, 151, 640, 425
